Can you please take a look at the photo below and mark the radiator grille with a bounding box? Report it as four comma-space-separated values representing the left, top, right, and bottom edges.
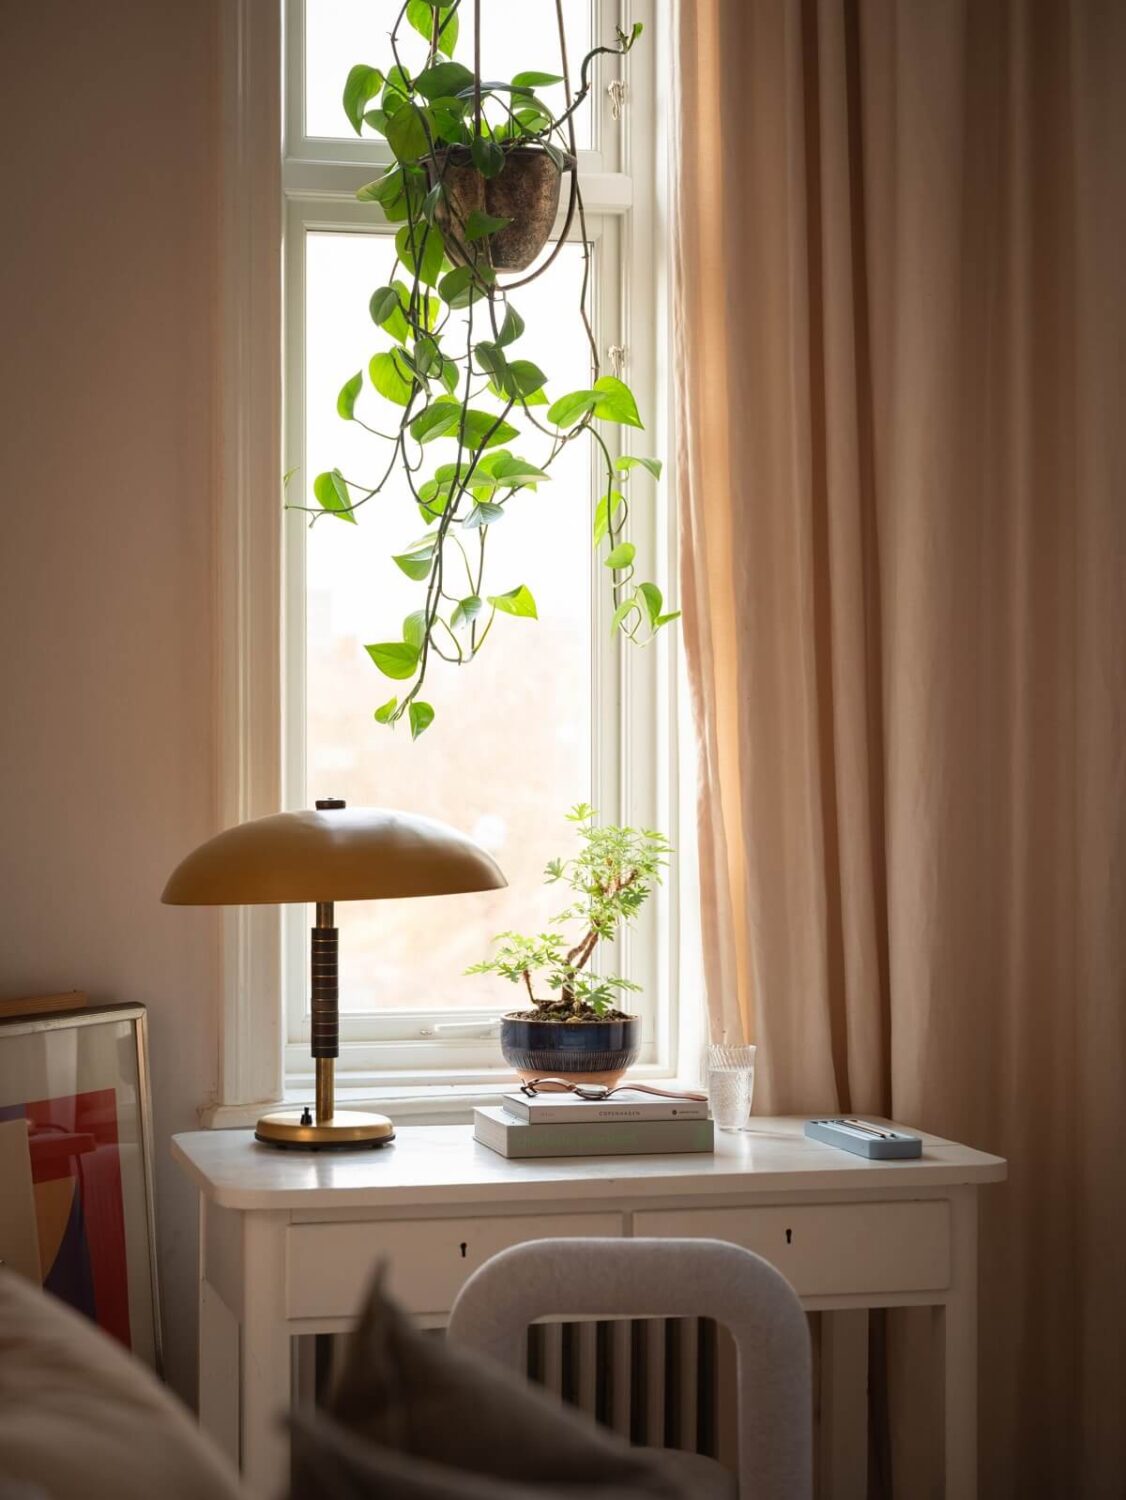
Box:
299, 1316, 727, 1461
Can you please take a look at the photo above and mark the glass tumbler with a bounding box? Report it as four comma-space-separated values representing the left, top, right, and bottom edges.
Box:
707, 1043, 757, 1132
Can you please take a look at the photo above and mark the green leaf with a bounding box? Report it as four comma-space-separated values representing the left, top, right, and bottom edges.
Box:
407, 0, 459, 54
611, 596, 641, 633
313, 469, 356, 524
369, 285, 400, 325
592, 375, 643, 429
451, 595, 483, 628
395, 223, 446, 288
511, 70, 564, 88
402, 610, 428, 650
637, 582, 663, 626
436, 265, 475, 308
474, 341, 509, 385
336, 370, 362, 419
348, 71, 388, 134
429, 98, 471, 145
356, 168, 402, 205
547, 389, 598, 428
368, 349, 415, 405
410, 399, 461, 444
374, 696, 398, 724
458, 409, 519, 448
365, 641, 420, 680
392, 547, 435, 581
382, 64, 413, 105
497, 304, 524, 347
462, 501, 506, 529
385, 103, 432, 163
409, 700, 435, 739
356, 165, 427, 223
487, 584, 538, 619
421, 181, 443, 223
505, 359, 547, 398
414, 61, 474, 99
343, 65, 385, 134
439, 357, 460, 392
593, 490, 624, 544
465, 209, 511, 241
489, 454, 549, 486
617, 455, 663, 480
656, 611, 682, 628
470, 135, 505, 178
605, 542, 636, 570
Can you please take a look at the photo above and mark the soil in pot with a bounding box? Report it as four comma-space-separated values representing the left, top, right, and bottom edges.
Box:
429, 145, 575, 272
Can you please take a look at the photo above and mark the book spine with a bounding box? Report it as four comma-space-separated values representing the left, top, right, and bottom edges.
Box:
474, 1112, 714, 1158
507, 1100, 709, 1125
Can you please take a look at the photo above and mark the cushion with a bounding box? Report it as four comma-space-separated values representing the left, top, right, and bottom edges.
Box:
290, 1270, 734, 1499
0, 1269, 243, 1500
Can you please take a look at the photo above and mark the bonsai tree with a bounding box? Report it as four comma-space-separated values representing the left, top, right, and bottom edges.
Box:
468, 805, 670, 1019
291, 4, 678, 740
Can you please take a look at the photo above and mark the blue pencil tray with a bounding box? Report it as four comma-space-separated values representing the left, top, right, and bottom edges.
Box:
804, 1118, 922, 1159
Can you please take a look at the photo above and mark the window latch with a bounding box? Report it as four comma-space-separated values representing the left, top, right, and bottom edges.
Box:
608, 344, 627, 378
607, 79, 627, 121
420, 1019, 501, 1039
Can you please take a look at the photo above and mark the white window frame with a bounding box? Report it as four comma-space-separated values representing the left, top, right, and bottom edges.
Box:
209, 0, 682, 1121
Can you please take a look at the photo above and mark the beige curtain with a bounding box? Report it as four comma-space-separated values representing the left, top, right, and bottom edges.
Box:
673, 1, 1125, 1494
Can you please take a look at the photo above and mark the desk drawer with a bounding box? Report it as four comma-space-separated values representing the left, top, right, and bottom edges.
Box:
286, 1213, 621, 1319
633, 1202, 950, 1298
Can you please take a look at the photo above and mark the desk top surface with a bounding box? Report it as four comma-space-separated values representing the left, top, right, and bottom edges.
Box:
172, 1118, 1006, 1211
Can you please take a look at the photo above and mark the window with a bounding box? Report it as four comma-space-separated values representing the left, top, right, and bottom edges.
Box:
277, 0, 675, 1089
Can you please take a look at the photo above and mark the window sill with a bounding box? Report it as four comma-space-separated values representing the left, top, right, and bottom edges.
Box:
200, 1066, 694, 1130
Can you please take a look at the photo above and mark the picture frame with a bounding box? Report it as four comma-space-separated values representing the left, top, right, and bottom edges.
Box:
0, 1002, 161, 1370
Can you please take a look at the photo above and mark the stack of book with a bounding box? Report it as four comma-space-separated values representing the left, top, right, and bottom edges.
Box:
473, 1089, 714, 1159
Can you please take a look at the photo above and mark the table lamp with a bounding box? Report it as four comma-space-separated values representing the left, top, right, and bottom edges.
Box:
162, 798, 505, 1149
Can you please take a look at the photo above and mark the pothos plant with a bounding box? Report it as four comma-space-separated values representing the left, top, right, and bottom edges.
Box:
467, 805, 671, 1020
293, 1, 679, 740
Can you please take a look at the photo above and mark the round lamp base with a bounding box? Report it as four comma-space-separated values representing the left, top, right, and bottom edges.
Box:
254, 1108, 395, 1150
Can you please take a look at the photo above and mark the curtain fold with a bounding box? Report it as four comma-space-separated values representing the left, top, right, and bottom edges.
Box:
673, 1, 1125, 1493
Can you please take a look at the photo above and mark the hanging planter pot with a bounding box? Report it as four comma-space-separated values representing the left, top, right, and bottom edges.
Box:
428, 145, 576, 273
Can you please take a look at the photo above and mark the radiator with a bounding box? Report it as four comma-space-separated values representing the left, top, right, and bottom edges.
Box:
302, 1316, 731, 1462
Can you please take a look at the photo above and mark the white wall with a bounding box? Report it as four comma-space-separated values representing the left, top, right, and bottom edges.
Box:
0, 0, 221, 1404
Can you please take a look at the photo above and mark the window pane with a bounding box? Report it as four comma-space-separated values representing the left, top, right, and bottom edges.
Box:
304, 0, 594, 149
303, 231, 594, 1011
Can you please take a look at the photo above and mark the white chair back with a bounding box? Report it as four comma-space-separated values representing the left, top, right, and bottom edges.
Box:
448, 1236, 812, 1499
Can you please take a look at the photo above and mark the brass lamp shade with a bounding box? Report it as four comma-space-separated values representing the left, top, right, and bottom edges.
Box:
162, 801, 505, 1150
161, 806, 505, 907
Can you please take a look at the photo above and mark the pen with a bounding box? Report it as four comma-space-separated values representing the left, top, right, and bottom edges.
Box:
840, 1118, 895, 1139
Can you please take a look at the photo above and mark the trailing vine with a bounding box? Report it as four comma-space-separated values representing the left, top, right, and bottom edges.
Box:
293, 1, 678, 739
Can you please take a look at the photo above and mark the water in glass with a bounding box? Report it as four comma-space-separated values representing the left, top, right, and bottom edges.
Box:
706, 1043, 757, 1131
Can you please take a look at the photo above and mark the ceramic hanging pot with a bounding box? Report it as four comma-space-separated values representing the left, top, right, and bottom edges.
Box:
429, 145, 576, 273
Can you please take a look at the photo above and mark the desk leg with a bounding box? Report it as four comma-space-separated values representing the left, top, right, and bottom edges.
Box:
240, 1214, 292, 1500
944, 1191, 979, 1499
199, 1277, 241, 1464
819, 1309, 869, 1500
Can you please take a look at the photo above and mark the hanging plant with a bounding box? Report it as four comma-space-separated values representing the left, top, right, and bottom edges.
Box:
296, 1, 679, 739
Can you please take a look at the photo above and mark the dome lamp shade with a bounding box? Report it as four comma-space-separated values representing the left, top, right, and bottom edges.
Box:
162, 799, 506, 1149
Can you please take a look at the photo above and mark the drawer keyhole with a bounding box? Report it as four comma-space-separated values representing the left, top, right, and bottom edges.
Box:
785, 1228, 793, 1245
459, 1242, 468, 1259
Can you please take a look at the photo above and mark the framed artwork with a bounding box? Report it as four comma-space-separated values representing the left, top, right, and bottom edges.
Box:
0, 1002, 161, 1369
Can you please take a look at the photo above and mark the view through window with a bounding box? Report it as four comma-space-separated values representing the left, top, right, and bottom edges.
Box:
284, 0, 668, 1067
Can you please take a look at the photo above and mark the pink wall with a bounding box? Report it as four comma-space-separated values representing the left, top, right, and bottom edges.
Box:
0, 1, 221, 1402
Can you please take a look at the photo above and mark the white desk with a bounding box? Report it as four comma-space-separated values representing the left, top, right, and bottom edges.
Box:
173, 1118, 1005, 1499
